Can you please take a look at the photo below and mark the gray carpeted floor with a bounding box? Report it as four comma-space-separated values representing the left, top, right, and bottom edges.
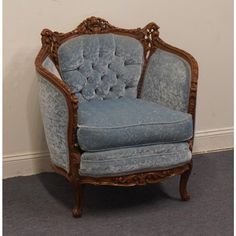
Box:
3, 150, 233, 236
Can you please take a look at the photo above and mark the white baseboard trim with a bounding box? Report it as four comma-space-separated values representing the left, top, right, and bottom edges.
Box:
3, 127, 233, 179
3, 152, 52, 179
193, 127, 233, 154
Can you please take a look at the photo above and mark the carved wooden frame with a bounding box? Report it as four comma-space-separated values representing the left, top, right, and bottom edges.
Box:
35, 17, 198, 217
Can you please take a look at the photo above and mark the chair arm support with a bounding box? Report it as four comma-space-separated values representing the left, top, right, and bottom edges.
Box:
141, 39, 198, 150
161, 43, 198, 151
35, 47, 80, 173
157, 38, 199, 131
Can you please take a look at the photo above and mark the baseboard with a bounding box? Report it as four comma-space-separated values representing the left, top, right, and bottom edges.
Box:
3, 127, 233, 179
193, 127, 233, 154
3, 152, 52, 179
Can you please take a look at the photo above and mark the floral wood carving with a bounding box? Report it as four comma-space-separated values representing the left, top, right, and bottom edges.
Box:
139, 23, 160, 59
80, 164, 190, 186
41, 29, 62, 66
76, 16, 115, 33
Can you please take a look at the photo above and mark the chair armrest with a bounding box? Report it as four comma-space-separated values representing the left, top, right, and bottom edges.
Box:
35, 52, 79, 173
141, 44, 198, 150
141, 49, 193, 112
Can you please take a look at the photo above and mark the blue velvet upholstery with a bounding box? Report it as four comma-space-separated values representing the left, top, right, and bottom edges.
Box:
79, 142, 191, 177
37, 57, 69, 171
37, 36, 193, 176
58, 34, 144, 103
141, 49, 191, 112
77, 98, 192, 151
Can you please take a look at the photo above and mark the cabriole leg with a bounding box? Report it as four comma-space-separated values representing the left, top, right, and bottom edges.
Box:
179, 163, 192, 201
72, 182, 83, 217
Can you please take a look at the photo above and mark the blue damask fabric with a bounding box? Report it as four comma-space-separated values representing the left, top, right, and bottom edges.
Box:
77, 98, 193, 151
141, 49, 191, 112
58, 33, 144, 102
79, 142, 191, 177
37, 57, 70, 171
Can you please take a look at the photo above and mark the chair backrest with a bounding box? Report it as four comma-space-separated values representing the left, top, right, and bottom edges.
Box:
37, 17, 198, 118
58, 34, 144, 103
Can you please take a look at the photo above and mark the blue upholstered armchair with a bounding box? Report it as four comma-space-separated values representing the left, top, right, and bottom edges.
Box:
35, 17, 198, 217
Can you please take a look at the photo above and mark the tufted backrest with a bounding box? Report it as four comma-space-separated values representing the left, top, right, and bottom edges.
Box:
58, 33, 144, 103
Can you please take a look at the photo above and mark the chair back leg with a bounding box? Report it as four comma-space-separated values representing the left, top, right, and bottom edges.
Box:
179, 162, 192, 201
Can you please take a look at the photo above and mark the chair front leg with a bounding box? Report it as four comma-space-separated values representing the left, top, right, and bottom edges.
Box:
69, 152, 83, 217
179, 162, 192, 201
72, 181, 83, 217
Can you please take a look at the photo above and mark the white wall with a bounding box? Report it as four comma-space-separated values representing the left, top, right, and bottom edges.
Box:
3, 0, 233, 178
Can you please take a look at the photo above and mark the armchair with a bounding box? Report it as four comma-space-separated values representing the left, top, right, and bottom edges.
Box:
35, 17, 198, 217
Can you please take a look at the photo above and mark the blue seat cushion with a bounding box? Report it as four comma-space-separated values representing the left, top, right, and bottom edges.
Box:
79, 143, 191, 177
77, 98, 193, 151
